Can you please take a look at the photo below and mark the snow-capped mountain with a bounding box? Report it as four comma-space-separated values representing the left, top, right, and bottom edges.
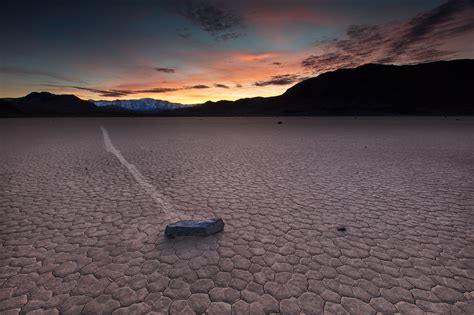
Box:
91, 98, 187, 111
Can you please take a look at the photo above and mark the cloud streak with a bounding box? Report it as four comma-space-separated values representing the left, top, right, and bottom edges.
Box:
43, 83, 216, 97
254, 74, 304, 87
139, 87, 180, 93
42, 85, 133, 98
189, 84, 210, 89
214, 83, 230, 88
154, 67, 175, 73
0, 66, 78, 83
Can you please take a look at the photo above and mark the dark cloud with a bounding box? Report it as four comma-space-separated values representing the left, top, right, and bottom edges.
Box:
139, 87, 180, 93
90, 90, 132, 97
214, 83, 230, 88
190, 84, 210, 89
302, 53, 355, 71
154, 67, 175, 73
178, 32, 191, 39
136, 84, 211, 94
390, 0, 469, 56
178, 0, 244, 40
218, 32, 241, 41
176, 27, 191, 39
254, 74, 303, 87
97, 91, 133, 97
302, 0, 474, 73
271, 62, 282, 66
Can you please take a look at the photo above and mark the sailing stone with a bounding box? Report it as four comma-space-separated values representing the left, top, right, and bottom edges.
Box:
165, 218, 225, 239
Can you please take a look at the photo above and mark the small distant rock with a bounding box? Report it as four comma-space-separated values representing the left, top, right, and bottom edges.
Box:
337, 226, 346, 232
165, 218, 224, 239
277, 121, 283, 124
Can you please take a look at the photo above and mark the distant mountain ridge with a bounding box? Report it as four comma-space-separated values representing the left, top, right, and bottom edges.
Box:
1, 59, 473, 117
92, 98, 187, 111
1, 92, 101, 116
0, 92, 186, 117
0, 92, 139, 117
164, 59, 473, 116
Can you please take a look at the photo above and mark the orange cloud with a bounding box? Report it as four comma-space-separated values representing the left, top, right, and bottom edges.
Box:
232, 52, 277, 62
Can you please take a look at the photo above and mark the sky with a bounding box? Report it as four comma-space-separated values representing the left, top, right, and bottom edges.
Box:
1, 0, 473, 104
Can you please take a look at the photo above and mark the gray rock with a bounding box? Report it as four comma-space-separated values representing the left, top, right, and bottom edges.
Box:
165, 218, 224, 239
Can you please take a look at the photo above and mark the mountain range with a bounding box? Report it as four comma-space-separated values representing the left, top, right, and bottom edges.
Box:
0, 93, 189, 117
1, 59, 473, 117
0, 92, 102, 117
165, 59, 473, 116
92, 98, 186, 111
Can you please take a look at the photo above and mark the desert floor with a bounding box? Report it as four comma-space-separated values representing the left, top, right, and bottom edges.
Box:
1, 117, 473, 314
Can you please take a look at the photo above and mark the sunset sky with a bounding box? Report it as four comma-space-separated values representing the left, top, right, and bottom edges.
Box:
1, 0, 473, 104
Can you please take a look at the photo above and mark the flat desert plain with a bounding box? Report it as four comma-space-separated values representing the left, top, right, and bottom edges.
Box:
0, 117, 473, 314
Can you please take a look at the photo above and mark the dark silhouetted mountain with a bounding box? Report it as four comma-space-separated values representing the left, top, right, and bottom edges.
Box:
0, 92, 140, 117
0, 92, 189, 117
1, 92, 101, 116
164, 59, 473, 116
0, 99, 25, 117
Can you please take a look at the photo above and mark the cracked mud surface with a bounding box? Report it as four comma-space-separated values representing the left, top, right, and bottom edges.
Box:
1, 117, 473, 314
